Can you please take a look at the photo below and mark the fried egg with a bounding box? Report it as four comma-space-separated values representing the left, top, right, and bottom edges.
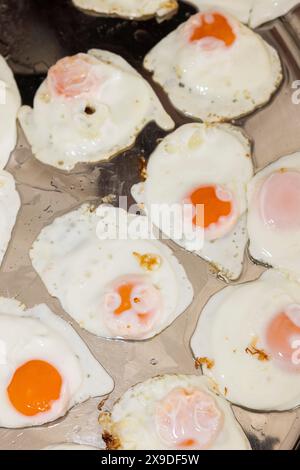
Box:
30, 204, 193, 340
0, 56, 21, 169
191, 269, 300, 411
132, 123, 253, 281
247, 152, 300, 281
18, 50, 174, 170
0, 170, 20, 267
100, 374, 251, 450
72, 0, 178, 20
144, 11, 282, 122
44, 443, 98, 450
187, 0, 300, 28
0, 297, 113, 428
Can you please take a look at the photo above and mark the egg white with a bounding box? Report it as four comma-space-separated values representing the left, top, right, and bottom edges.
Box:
144, 12, 282, 122
72, 0, 178, 20
186, 0, 253, 24
100, 374, 251, 450
44, 443, 99, 450
0, 297, 113, 428
0, 170, 20, 267
18, 49, 174, 171
186, 0, 300, 27
247, 152, 300, 281
191, 269, 300, 411
0, 56, 21, 169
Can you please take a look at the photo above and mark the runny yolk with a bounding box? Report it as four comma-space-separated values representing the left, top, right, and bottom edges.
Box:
114, 283, 133, 315
7, 360, 62, 416
114, 283, 150, 323
189, 185, 232, 228
265, 312, 300, 371
190, 13, 236, 47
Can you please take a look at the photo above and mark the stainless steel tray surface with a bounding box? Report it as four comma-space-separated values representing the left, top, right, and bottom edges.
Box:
0, 0, 300, 450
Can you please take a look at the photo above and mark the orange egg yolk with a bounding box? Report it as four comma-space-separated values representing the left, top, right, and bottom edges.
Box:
7, 360, 62, 416
265, 312, 300, 371
188, 185, 232, 228
114, 283, 149, 322
114, 283, 134, 315
190, 13, 236, 47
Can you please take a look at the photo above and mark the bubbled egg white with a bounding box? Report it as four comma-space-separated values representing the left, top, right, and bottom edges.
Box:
0, 55, 21, 169
100, 374, 251, 450
30, 204, 193, 340
144, 11, 282, 122
18, 49, 174, 170
0, 297, 113, 428
191, 269, 300, 411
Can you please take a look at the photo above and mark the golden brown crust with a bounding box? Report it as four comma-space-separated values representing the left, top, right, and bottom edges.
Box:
99, 411, 122, 450
102, 431, 121, 450
195, 356, 215, 370
139, 156, 148, 181
245, 337, 269, 362
133, 251, 162, 272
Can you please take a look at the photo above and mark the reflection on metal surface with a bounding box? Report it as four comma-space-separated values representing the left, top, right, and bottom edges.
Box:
0, 0, 300, 450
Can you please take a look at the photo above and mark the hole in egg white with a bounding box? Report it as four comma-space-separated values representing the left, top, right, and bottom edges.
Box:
84, 105, 96, 115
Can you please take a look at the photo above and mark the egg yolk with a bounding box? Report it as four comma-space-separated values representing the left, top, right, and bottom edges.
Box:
265, 308, 300, 372
190, 13, 236, 47
114, 283, 150, 323
155, 388, 223, 450
48, 54, 97, 98
7, 360, 62, 416
259, 171, 300, 231
104, 274, 162, 339
188, 185, 233, 229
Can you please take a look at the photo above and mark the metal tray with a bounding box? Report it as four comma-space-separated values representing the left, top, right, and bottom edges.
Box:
0, 0, 300, 450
